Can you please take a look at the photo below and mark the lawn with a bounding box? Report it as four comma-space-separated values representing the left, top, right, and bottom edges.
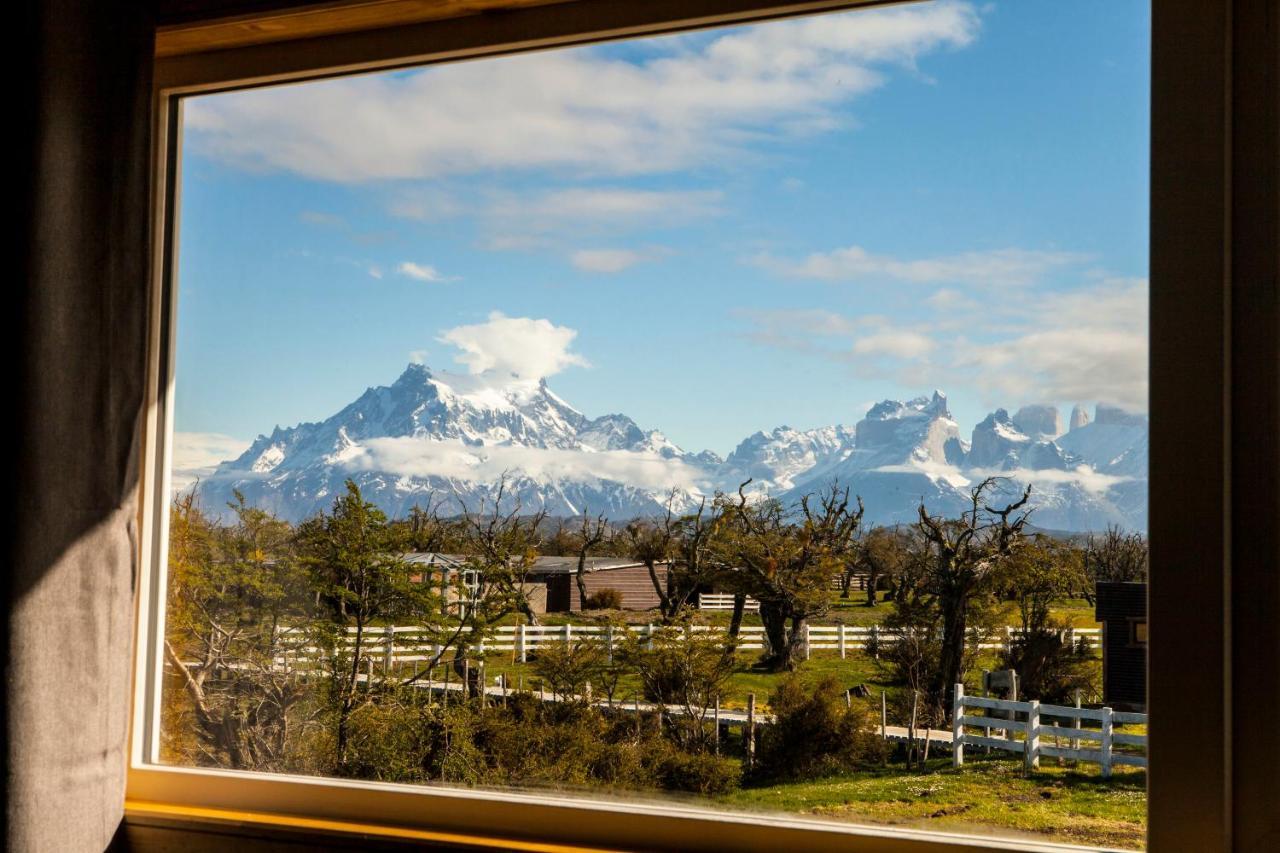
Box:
721, 756, 1147, 850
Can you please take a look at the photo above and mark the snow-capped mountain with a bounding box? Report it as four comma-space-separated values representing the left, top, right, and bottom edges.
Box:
193, 364, 1148, 531
195, 363, 709, 522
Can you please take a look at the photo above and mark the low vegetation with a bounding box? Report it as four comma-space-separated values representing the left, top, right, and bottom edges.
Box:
162, 476, 1144, 847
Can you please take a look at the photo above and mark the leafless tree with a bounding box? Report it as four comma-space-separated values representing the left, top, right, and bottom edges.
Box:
1081, 524, 1148, 602
573, 510, 610, 608
915, 478, 1032, 714
719, 481, 864, 671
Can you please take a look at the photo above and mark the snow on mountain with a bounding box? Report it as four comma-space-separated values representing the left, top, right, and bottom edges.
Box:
192, 364, 1148, 531
719, 425, 856, 495
196, 364, 710, 523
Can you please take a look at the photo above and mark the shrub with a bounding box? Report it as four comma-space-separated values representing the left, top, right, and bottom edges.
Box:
756, 675, 887, 780
585, 587, 624, 610
529, 639, 608, 699
651, 746, 741, 796
618, 623, 735, 751
998, 618, 1100, 705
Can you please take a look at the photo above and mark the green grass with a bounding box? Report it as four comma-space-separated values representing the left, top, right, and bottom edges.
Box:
720, 756, 1147, 850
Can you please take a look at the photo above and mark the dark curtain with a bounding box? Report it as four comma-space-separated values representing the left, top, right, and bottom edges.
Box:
11, 1, 155, 849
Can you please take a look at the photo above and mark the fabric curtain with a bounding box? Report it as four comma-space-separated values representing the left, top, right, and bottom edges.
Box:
11, 1, 155, 849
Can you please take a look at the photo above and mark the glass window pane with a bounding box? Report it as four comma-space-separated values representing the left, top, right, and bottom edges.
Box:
161, 1, 1150, 847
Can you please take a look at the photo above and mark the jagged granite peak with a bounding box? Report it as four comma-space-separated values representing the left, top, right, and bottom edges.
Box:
1069, 404, 1092, 432
721, 424, 856, 493
1012, 404, 1062, 439
967, 409, 1029, 468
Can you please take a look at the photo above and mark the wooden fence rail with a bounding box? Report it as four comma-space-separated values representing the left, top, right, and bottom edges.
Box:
276, 623, 1099, 669
951, 683, 1145, 777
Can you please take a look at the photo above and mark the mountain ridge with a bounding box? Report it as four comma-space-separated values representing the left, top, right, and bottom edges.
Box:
194, 363, 1148, 531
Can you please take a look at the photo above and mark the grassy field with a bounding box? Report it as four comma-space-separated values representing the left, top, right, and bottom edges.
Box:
721, 756, 1147, 850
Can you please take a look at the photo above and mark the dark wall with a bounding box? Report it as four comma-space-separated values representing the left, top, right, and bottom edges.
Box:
1097, 583, 1147, 711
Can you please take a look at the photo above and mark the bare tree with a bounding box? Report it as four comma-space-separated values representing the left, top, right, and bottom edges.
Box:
719, 481, 864, 671
451, 477, 547, 695
573, 510, 610, 608
1082, 525, 1148, 602
915, 478, 1032, 714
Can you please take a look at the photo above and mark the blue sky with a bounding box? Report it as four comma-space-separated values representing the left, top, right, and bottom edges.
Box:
172, 0, 1150, 473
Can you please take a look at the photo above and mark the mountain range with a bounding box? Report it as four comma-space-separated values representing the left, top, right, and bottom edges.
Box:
193, 363, 1148, 531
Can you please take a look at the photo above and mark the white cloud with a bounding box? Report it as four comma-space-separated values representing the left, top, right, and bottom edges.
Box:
852, 329, 936, 359
735, 275, 1149, 413
951, 279, 1148, 411
349, 437, 704, 493
874, 459, 1134, 494
438, 312, 588, 380
570, 249, 645, 273
171, 432, 251, 494
184, 2, 980, 182
756, 245, 1083, 286
396, 261, 450, 282
499, 188, 722, 223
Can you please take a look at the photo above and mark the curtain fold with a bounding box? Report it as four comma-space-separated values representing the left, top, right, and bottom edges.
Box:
11, 1, 155, 849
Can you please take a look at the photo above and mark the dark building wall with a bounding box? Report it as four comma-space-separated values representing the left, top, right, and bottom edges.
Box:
1096, 582, 1148, 711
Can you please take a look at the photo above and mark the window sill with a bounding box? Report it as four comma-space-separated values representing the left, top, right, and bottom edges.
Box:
125, 764, 1118, 853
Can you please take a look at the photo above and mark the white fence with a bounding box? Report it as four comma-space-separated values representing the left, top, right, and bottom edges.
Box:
696, 593, 760, 612
278, 623, 1099, 669
951, 684, 1146, 777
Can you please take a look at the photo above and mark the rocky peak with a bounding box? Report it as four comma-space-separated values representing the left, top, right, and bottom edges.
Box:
1069, 404, 1092, 432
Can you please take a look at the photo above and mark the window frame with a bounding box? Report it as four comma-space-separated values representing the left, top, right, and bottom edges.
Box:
129, 0, 1275, 850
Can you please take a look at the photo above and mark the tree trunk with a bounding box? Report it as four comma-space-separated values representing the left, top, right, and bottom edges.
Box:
933, 595, 968, 718
866, 567, 880, 607
727, 592, 746, 639
575, 559, 590, 610
758, 600, 794, 671
646, 559, 672, 620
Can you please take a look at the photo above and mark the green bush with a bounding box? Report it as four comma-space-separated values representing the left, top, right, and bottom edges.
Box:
651, 745, 741, 796
585, 587, 624, 610
756, 675, 887, 780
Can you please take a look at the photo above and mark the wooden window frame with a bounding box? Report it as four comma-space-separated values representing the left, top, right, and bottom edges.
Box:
128, 1, 1280, 851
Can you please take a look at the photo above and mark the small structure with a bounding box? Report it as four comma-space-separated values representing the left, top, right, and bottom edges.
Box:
1095, 582, 1147, 712
536, 557, 668, 612
405, 552, 667, 614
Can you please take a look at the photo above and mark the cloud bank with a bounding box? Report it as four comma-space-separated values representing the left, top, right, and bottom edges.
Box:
184, 2, 980, 182
171, 432, 252, 494
350, 437, 704, 492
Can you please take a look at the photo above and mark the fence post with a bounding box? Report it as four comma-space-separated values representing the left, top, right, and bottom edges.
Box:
870, 624, 879, 659
564, 623, 572, 644
714, 696, 721, 755
746, 693, 757, 770
1072, 689, 1082, 757
606, 624, 614, 663
804, 623, 811, 660
1025, 700, 1040, 771
647, 624, 654, 650
517, 623, 527, 664
838, 623, 846, 659
1100, 706, 1114, 779
953, 684, 965, 767
384, 626, 395, 674
880, 691, 888, 740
